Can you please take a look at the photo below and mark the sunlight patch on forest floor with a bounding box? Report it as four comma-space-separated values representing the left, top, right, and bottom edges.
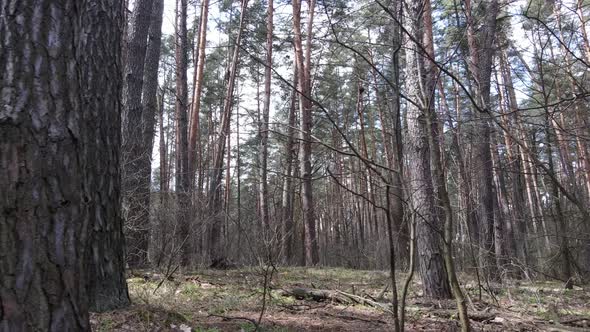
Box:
90, 268, 590, 331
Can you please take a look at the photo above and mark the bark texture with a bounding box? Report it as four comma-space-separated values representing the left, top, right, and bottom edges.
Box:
122, 0, 155, 268
404, 0, 452, 299
464, 0, 500, 282
138, 0, 165, 199
0, 0, 127, 329
84, 2, 130, 313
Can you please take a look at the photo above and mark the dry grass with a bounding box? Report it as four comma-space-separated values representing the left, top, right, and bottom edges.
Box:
90, 267, 590, 331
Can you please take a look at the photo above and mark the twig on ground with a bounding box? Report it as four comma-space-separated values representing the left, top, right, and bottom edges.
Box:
207, 314, 258, 326
153, 264, 180, 295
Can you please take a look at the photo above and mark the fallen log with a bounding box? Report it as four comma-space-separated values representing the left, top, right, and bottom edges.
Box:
280, 288, 393, 313
281, 288, 350, 303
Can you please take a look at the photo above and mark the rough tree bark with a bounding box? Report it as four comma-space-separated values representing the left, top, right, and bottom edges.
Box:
122, 0, 155, 268
0, 0, 128, 329
464, 0, 501, 282
404, 0, 452, 299
85, 4, 130, 313
139, 0, 165, 194
135, 0, 165, 267
175, 0, 191, 266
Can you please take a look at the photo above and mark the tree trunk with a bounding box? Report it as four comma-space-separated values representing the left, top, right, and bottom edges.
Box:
464, 0, 500, 282
422, 3, 469, 327
141, 0, 164, 181
159, 91, 168, 194
188, 0, 210, 189
208, 0, 249, 263
259, 0, 273, 238
134, 0, 165, 268
175, 0, 191, 266
545, 112, 574, 289
439, 77, 482, 275
404, 0, 452, 299
282, 60, 299, 264
122, 0, 155, 268
497, 48, 528, 270
175, 0, 189, 194
86, 1, 131, 310
293, 0, 320, 266
1, 0, 127, 329
370, 53, 408, 270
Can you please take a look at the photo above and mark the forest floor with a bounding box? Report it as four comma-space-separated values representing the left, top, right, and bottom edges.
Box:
91, 267, 590, 331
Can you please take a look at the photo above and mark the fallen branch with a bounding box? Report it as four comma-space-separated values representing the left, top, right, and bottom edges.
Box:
376, 284, 389, 301
560, 317, 590, 326
207, 314, 258, 326
280, 288, 393, 313
153, 265, 180, 295
335, 290, 393, 313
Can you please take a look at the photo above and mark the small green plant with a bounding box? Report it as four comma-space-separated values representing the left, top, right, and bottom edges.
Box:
182, 283, 201, 298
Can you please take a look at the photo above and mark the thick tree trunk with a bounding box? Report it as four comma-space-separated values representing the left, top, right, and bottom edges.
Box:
404, 0, 452, 299
141, 0, 164, 178
85, 4, 131, 313
133, 0, 165, 268
0, 0, 127, 329
122, 0, 155, 268
464, 0, 500, 282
